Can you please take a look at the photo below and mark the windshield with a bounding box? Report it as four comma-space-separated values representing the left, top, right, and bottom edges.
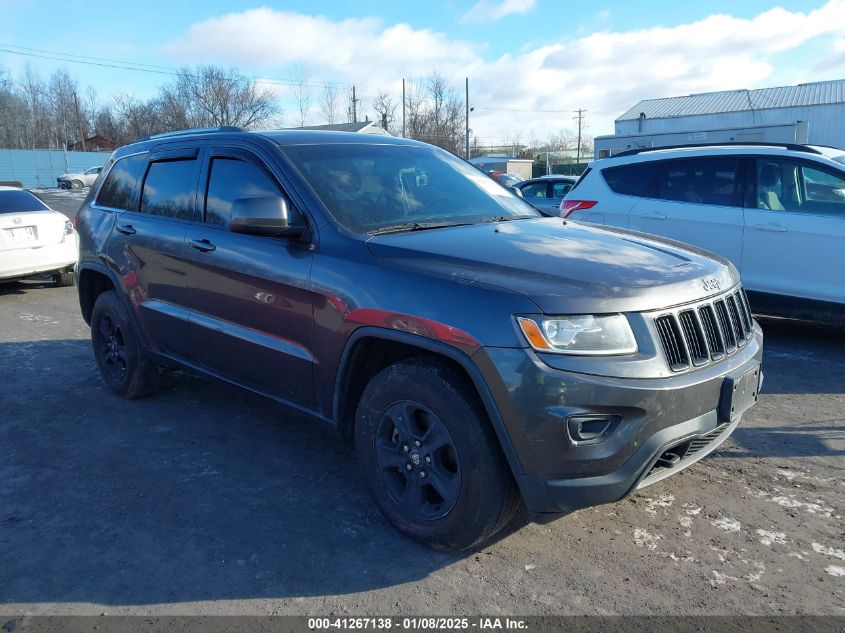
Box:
281, 143, 539, 233
0, 190, 49, 213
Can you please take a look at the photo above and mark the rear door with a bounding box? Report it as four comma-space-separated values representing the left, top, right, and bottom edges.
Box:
629, 155, 745, 265
102, 146, 202, 357
182, 144, 316, 407
742, 157, 845, 304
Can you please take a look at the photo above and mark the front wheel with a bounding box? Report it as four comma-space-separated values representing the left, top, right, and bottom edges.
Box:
90, 291, 165, 398
71, 179, 83, 190
355, 356, 520, 552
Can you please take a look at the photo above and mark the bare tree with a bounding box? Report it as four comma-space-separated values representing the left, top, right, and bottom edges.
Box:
319, 84, 339, 124
371, 90, 397, 134
290, 65, 311, 127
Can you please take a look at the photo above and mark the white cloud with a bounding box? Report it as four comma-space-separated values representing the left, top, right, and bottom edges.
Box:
163, 1, 845, 141
461, 0, 536, 23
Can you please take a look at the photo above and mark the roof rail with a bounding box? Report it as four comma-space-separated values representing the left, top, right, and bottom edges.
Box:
611, 142, 823, 158
139, 126, 244, 142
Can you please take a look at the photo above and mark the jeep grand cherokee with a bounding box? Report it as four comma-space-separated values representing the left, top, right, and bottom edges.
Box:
75, 127, 763, 552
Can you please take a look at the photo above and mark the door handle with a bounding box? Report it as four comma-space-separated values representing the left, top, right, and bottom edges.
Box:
188, 238, 216, 253
639, 213, 667, 220
115, 223, 136, 235
754, 223, 787, 232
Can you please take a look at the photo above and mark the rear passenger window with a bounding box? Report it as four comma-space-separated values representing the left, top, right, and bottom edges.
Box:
601, 162, 659, 196
140, 159, 199, 221
520, 183, 547, 198
205, 157, 280, 226
655, 157, 739, 206
552, 182, 572, 198
95, 154, 147, 211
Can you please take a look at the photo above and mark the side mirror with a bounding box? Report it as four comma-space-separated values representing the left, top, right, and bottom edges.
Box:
509, 185, 524, 198
229, 195, 304, 238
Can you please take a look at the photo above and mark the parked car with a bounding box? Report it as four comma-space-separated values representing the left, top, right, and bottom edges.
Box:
488, 171, 522, 188
57, 166, 103, 189
562, 143, 845, 322
516, 175, 577, 215
75, 128, 762, 551
0, 187, 77, 286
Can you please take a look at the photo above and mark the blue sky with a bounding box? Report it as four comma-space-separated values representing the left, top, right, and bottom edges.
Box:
2, 0, 844, 142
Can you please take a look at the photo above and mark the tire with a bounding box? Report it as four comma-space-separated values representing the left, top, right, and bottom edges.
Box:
90, 290, 165, 398
52, 270, 74, 287
355, 356, 520, 552
71, 180, 83, 190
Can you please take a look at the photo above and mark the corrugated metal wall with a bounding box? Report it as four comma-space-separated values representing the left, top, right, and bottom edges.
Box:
0, 149, 112, 189
612, 103, 845, 149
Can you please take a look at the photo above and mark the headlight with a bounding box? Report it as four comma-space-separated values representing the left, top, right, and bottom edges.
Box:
517, 314, 637, 355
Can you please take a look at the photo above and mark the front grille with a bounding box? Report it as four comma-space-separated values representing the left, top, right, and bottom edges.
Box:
685, 422, 730, 458
655, 315, 688, 370
654, 286, 754, 372
678, 310, 708, 365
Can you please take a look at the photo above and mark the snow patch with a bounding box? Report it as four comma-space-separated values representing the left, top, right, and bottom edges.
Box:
825, 565, 845, 577
643, 494, 675, 515
812, 542, 845, 560
711, 517, 741, 533
756, 529, 787, 546
633, 528, 661, 550
710, 570, 738, 586
768, 495, 835, 518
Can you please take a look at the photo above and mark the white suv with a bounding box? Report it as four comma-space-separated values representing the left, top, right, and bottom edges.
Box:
562, 143, 845, 322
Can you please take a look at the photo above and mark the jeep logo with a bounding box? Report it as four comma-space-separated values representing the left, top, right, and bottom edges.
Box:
702, 277, 721, 292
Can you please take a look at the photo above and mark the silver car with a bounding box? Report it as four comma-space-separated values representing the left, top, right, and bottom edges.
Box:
516, 175, 577, 215
57, 166, 103, 190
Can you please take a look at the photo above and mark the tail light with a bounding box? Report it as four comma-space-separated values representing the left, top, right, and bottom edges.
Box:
562, 200, 597, 218
64, 220, 74, 235
71, 215, 79, 229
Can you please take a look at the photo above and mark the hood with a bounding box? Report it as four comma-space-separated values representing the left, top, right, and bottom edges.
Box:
366, 218, 738, 314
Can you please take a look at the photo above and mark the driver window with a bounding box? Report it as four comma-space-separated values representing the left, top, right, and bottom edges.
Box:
205, 157, 284, 226
756, 159, 801, 212
521, 183, 547, 198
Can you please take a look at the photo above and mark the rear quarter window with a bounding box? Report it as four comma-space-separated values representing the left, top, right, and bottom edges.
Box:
601, 162, 659, 196
95, 154, 148, 211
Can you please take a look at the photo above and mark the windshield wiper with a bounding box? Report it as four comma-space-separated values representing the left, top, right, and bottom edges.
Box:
368, 221, 471, 236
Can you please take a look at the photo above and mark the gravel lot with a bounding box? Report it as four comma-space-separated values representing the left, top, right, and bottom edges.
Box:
1, 190, 842, 616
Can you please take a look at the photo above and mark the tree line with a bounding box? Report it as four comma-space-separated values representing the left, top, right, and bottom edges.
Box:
0, 63, 590, 160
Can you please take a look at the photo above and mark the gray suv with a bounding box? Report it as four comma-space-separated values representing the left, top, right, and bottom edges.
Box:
75, 127, 763, 552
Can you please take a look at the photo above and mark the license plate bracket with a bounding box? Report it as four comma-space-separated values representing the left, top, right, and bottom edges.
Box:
719, 363, 761, 422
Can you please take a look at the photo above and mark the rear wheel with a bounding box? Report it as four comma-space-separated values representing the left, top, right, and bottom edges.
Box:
52, 270, 74, 287
355, 356, 520, 552
90, 291, 165, 398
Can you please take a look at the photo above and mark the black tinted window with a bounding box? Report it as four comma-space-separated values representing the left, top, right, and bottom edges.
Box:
205, 158, 280, 226
140, 159, 198, 220
0, 190, 49, 213
656, 157, 738, 206
601, 162, 659, 196
96, 154, 147, 211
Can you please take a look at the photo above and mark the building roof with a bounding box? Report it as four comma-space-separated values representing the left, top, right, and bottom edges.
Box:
617, 79, 845, 122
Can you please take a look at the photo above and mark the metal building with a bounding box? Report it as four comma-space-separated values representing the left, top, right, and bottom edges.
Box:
594, 79, 845, 157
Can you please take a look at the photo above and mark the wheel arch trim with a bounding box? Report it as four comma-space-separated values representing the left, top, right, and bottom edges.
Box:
333, 326, 527, 478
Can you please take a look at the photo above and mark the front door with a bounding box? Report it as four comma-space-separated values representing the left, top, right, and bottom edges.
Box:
182, 146, 316, 407
742, 157, 845, 304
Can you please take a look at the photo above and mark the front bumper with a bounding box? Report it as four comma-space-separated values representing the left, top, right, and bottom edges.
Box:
476, 324, 763, 520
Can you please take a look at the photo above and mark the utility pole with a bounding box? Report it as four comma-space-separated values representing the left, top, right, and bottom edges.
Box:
402, 78, 406, 138
351, 86, 359, 123
465, 77, 470, 160
573, 108, 587, 167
